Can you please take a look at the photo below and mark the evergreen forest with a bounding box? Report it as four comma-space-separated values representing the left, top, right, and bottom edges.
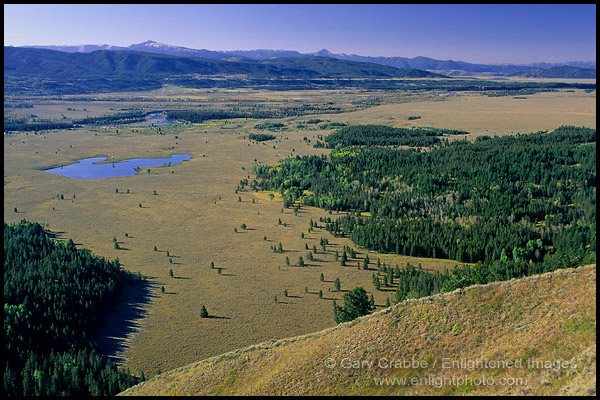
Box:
3, 220, 142, 396
253, 125, 596, 306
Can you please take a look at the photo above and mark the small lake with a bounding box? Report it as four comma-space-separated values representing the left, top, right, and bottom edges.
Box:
45, 154, 193, 179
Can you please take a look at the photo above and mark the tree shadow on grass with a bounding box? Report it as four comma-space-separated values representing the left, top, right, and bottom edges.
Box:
45, 231, 85, 247
319, 296, 339, 301
91, 279, 157, 367
205, 315, 230, 320
45, 230, 66, 239
214, 267, 235, 277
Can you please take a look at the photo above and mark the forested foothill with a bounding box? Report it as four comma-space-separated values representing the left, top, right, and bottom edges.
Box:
3, 220, 143, 395
254, 125, 596, 303
4, 47, 595, 96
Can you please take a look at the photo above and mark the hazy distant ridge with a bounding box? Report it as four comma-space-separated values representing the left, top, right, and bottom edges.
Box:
23, 40, 596, 75
4, 45, 448, 94
511, 65, 596, 79
4, 46, 445, 79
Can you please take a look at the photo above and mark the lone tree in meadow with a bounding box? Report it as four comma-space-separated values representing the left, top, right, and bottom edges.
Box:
333, 287, 374, 324
200, 305, 208, 318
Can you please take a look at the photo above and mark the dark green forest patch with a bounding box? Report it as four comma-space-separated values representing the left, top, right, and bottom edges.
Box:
254, 125, 596, 302
4, 220, 145, 395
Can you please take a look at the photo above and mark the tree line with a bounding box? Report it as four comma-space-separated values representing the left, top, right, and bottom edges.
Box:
320, 124, 468, 148
4, 111, 146, 133
248, 133, 277, 142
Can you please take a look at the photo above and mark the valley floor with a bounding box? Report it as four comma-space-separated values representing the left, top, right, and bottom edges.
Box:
4, 88, 596, 378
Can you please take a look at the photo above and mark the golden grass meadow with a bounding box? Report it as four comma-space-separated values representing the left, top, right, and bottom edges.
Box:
4, 86, 596, 380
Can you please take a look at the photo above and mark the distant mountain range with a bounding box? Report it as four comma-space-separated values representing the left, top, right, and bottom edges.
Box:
5, 41, 595, 95
4, 46, 445, 79
23, 40, 596, 77
4, 45, 450, 95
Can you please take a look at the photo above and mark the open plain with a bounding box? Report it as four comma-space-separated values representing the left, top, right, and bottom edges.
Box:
4, 87, 596, 378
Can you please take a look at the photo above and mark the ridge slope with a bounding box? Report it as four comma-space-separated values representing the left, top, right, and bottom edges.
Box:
120, 264, 596, 396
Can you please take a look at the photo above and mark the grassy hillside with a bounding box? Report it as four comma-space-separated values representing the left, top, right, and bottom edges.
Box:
120, 264, 596, 396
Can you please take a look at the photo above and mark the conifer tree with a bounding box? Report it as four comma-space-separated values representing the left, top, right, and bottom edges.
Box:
333, 287, 374, 323
200, 305, 208, 318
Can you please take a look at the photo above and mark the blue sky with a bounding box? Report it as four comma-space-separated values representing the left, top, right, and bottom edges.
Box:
3, 4, 596, 64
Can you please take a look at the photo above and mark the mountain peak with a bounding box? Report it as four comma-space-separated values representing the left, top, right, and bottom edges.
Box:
135, 40, 168, 48
314, 49, 335, 57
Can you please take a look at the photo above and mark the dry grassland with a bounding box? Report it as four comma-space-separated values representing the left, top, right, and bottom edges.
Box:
317, 90, 596, 138
3, 88, 595, 378
121, 264, 596, 396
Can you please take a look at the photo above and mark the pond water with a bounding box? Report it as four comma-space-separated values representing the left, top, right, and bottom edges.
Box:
130, 112, 178, 127
45, 154, 193, 179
